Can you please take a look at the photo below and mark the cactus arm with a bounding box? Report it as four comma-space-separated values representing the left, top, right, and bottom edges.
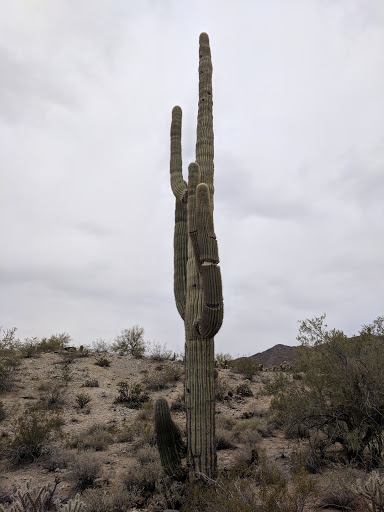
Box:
187, 170, 223, 338
170, 106, 187, 202
196, 33, 214, 197
174, 197, 188, 319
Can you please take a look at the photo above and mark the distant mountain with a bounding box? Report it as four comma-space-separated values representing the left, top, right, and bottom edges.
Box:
237, 335, 384, 368
234, 344, 298, 368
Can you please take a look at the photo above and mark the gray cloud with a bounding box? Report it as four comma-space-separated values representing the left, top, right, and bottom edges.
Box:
1, 0, 383, 355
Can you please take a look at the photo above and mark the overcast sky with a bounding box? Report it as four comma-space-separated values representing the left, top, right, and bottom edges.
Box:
1, 0, 383, 356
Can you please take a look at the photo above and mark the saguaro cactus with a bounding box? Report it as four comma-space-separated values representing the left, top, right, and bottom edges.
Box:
155, 398, 186, 479
169, 32, 223, 478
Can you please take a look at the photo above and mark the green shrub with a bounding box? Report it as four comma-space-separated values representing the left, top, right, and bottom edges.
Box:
94, 357, 110, 367
76, 392, 92, 409
233, 358, 261, 380
7, 412, 58, 465
114, 381, 150, 408
262, 372, 291, 396
37, 333, 71, 352
215, 352, 233, 368
111, 325, 146, 358
272, 315, 384, 467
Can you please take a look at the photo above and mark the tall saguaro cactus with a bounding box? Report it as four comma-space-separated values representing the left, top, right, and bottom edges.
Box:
170, 32, 223, 478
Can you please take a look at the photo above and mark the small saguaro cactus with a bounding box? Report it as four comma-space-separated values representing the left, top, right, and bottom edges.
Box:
167, 32, 223, 479
154, 398, 186, 480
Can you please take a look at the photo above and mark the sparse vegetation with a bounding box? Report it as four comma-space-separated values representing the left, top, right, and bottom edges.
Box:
270, 315, 384, 467
111, 325, 146, 358
94, 357, 110, 367
75, 392, 92, 409
114, 381, 150, 408
0, 317, 383, 510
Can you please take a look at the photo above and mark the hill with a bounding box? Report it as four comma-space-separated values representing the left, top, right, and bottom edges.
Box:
234, 343, 298, 368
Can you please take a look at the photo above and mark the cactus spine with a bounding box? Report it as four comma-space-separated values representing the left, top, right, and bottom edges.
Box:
170, 33, 223, 478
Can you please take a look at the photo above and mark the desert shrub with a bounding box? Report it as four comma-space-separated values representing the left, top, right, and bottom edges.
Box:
122, 459, 163, 493
0, 401, 5, 421
262, 372, 291, 396
82, 379, 99, 388
71, 451, 102, 491
149, 341, 172, 361
216, 429, 235, 450
236, 381, 253, 397
272, 315, 384, 467
232, 418, 263, 446
82, 488, 135, 512
353, 471, 384, 512
215, 376, 230, 401
0, 328, 19, 392
39, 383, 66, 409
114, 381, 150, 408
94, 357, 110, 367
135, 444, 159, 464
216, 414, 236, 431
144, 364, 181, 391
19, 337, 40, 358
111, 325, 146, 358
256, 455, 318, 512
215, 352, 233, 368
181, 475, 256, 512
0, 359, 15, 392
76, 392, 92, 409
60, 362, 73, 386
232, 358, 261, 380
71, 424, 113, 452
37, 333, 71, 352
6, 412, 58, 465
91, 339, 110, 354
170, 394, 185, 412
45, 445, 71, 472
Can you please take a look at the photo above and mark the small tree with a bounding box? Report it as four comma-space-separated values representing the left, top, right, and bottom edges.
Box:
111, 325, 146, 358
270, 315, 384, 467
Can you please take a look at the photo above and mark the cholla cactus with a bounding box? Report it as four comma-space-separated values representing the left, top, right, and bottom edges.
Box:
168, 33, 223, 478
353, 471, 384, 512
0, 479, 84, 512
